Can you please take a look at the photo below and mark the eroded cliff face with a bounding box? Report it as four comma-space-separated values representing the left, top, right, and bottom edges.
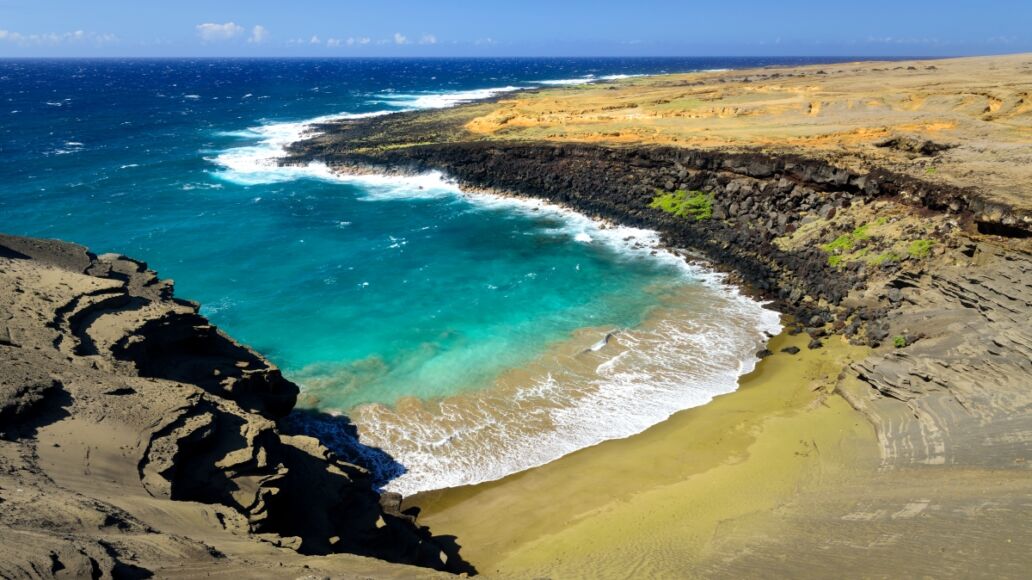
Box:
287, 141, 1019, 324
0, 234, 467, 578
285, 137, 1032, 474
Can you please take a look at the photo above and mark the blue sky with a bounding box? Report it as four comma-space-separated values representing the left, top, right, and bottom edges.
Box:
1, 0, 1029, 57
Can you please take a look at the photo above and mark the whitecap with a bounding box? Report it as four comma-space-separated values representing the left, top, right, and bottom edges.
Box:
199, 297, 236, 316
181, 183, 224, 191
535, 77, 595, 86
535, 73, 643, 86
211, 110, 393, 186
371, 86, 523, 110
210, 74, 667, 187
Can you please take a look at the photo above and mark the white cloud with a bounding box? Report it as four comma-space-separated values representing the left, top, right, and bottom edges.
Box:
196, 22, 244, 42
327, 38, 342, 47
310, 35, 321, 44
419, 33, 437, 45
474, 37, 496, 46
248, 25, 268, 44
347, 36, 371, 46
393, 32, 408, 45
0, 29, 117, 46
864, 35, 941, 45
987, 36, 1018, 45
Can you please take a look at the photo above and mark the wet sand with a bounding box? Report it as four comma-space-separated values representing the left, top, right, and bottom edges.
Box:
338, 278, 778, 496
407, 331, 880, 577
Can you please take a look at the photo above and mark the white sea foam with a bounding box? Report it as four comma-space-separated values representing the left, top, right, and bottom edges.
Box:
371, 86, 523, 109
258, 162, 785, 496
536, 77, 594, 86
354, 274, 782, 495
212, 110, 393, 186
209, 72, 781, 496
535, 73, 644, 86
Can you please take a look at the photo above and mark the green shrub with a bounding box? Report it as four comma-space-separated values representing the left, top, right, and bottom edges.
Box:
820, 221, 877, 256
908, 239, 934, 258
828, 254, 845, 267
650, 189, 713, 221
870, 251, 901, 265
822, 234, 854, 253
852, 223, 872, 240
893, 335, 907, 348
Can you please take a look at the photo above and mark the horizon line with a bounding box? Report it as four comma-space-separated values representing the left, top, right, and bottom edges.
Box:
0, 54, 968, 61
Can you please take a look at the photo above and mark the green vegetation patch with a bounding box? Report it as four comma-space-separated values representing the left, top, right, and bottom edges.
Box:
870, 251, 901, 266
650, 189, 713, 221
821, 223, 873, 254
893, 335, 907, 348
908, 239, 934, 258
821, 222, 879, 266
823, 234, 855, 254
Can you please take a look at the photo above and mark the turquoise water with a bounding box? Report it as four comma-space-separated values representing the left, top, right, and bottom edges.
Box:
1, 58, 799, 492
192, 173, 691, 409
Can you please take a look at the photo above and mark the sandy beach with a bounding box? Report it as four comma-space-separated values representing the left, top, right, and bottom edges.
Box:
4, 53, 1031, 578
290, 53, 1032, 577
409, 329, 1029, 578
407, 331, 879, 576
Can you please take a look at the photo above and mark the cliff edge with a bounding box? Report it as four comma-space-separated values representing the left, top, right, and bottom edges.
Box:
0, 234, 469, 578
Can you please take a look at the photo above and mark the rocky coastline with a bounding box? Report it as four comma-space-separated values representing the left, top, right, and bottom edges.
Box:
284, 86, 1032, 480
0, 234, 470, 577
4, 55, 1030, 577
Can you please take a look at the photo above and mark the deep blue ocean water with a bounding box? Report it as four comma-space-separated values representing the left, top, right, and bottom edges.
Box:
1, 58, 829, 491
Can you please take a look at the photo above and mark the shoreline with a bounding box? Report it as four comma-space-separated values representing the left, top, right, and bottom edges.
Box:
405, 329, 881, 576
284, 53, 1032, 576
4, 54, 1031, 577
247, 128, 788, 496
327, 277, 780, 496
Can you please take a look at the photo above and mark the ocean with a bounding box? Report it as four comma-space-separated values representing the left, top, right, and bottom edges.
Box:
0, 57, 838, 494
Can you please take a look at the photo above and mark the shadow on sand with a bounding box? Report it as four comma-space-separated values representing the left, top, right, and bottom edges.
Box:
282, 408, 477, 575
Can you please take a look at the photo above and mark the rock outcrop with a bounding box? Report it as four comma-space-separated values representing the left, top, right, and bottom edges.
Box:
846, 243, 1032, 468
287, 128, 1032, 486
0, 234, 469, 578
